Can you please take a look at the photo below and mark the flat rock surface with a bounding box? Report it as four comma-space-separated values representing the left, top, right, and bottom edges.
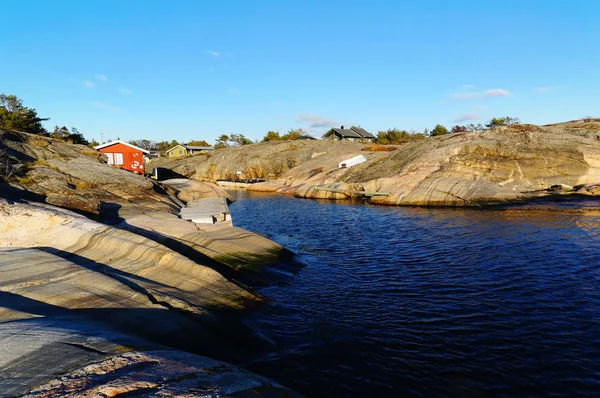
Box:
161, 178, 233, 203
0, 318, 300, 398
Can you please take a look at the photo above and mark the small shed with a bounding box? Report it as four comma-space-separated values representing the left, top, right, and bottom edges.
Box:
339, 154, 367, 169
94, 140, 149, 174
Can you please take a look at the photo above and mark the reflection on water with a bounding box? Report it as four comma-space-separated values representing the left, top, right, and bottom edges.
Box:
228, 191, 600, 397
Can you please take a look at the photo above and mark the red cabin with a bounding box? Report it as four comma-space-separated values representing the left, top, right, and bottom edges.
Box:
94, 140, 148, 174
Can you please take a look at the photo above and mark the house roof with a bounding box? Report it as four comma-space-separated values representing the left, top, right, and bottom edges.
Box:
323, 127, 367, 139
184, 145, 213, 150
166, 144, 213, 154
350, 126, 376, 139
94, 140, 150, 154
165, 144, 185, 154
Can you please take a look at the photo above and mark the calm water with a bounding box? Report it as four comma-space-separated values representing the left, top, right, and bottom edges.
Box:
228, 191, 600, 398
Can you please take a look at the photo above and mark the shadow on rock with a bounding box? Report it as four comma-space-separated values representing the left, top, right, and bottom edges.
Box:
33, 247, 276, 363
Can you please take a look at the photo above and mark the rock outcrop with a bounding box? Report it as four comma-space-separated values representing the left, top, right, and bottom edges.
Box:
1, 318, 299, 397
157, 120, 600, 206
0, 129, 303, 395
0, 130, 296, 277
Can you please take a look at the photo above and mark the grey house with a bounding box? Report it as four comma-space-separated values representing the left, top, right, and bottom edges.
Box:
322, 126, 375, 143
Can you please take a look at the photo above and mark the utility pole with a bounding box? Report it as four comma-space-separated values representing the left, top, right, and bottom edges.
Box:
100, 131, 104, 144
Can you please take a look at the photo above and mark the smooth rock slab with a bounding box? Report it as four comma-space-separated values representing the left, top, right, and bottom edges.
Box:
0, 318, 300, 397
161, 178, 233, 203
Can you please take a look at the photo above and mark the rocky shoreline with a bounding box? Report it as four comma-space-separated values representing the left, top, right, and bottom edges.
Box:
151, 119, 600, 207
0, 129, 302, 396
3, 119, 600, 395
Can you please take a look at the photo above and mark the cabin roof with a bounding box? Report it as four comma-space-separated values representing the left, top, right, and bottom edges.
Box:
184, 145, 213, 150
94, 140, 150, 153
166, 144, 213, 153
323, 128, 362, 139
350, 126, 375, 139
322, 126, 374, 139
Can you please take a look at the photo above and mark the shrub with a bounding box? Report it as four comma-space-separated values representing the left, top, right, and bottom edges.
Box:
429, 124, 449, 136
375, 129, 414, 144
451, 125, 468, 133
486, 116, 520, 128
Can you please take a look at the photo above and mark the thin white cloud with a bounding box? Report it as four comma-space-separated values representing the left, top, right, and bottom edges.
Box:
95, 74, 108, 82
297, 114, 339, 128
452, 92, 479, 101
533, 86, 551, 94
118, 87, 132, 95
454, 113, 481, 122
483, 88, 511, 98
451, 88, 511, 101
229, 88, 239, 94
84, 81, 95, 88
206, 50, 222, 58
92, 101, 124, 112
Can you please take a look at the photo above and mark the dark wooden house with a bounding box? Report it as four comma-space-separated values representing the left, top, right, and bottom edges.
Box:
322, 126, 375, 143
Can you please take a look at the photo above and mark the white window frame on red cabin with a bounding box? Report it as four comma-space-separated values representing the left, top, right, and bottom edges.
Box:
105, 153, 114, 164
114, 153, 124, 165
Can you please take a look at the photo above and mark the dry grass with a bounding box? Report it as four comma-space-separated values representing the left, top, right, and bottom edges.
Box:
361, 144, 398, 152
23, 159, 61, 172
505, 124, 543, 133
80, 148, 99, 157
309, 167, 323, 178
16, 175, 35, 186
68, 178, 98, 190
27, 135, 50, 147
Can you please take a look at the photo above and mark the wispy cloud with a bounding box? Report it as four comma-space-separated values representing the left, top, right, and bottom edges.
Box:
451, 87, 511, 101
206, 50, 222, 58
297, 114, 339, 128
92, 101, 124, 112
454, 113, 481, 122
452, 92, 479, 101
118, 87, 132, 95
483, 88, 510, 98
533, 86, 551, 94
83, 81, 95, 88
229, 88, 239, 94
95, 74, 108, 82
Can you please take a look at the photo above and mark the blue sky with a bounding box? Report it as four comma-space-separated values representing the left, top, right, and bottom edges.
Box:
2, 0, 598, 144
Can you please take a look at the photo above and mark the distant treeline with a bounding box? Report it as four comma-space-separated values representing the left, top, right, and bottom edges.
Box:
374, 117, 521, 144
2, 93, 526, 149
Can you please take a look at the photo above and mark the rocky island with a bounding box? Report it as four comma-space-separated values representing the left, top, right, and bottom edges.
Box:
152, 119, 600, 206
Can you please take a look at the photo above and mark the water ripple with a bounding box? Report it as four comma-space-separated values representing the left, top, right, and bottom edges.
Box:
228, 192, 600, 397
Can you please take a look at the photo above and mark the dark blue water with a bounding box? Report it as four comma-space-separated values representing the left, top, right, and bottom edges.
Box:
228, 191, 600, 397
